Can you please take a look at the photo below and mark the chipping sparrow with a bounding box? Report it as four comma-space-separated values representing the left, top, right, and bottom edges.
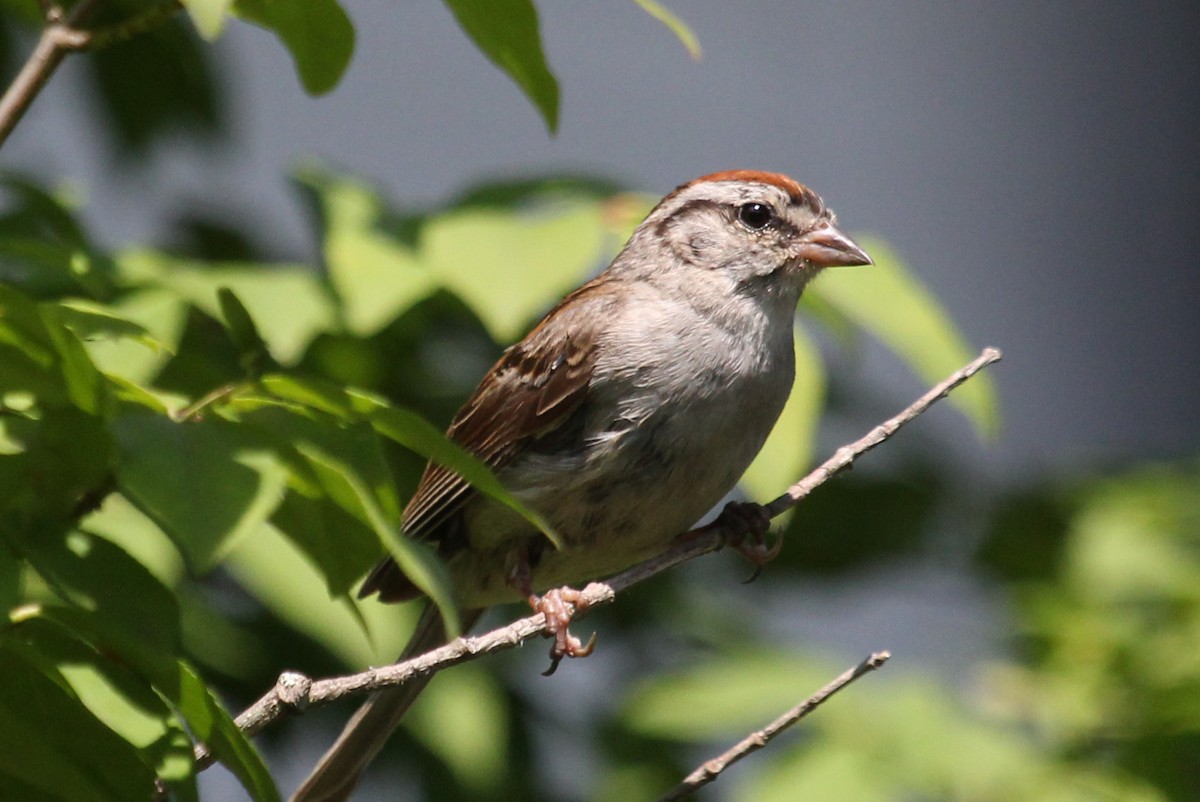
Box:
292, 171, 870, 801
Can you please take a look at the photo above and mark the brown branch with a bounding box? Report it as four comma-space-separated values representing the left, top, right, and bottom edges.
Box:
657, 651, 891, 801
0, 0, 184, 149
194, 347, 1001, 769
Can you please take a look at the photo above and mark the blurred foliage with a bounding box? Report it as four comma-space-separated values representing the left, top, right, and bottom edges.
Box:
0, 151, 996, 797
5, 2, 1192, 802
611, 462, 1200, 802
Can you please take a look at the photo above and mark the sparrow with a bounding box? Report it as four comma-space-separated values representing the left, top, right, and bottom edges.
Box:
291, 170, 871, 801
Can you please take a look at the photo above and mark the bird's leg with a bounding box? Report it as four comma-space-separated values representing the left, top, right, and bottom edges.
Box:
506, 549, 597, 676
680, 500, 782, 583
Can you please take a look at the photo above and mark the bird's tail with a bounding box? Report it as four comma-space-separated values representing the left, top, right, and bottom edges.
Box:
289, 604, 483, 802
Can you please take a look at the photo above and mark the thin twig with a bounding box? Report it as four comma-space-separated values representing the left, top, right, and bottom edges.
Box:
763, 346, 1002, 518
195, 347, 1001, 769
657, 651, 891, 801
0, 0, 184, 148
63, 0, 185, 51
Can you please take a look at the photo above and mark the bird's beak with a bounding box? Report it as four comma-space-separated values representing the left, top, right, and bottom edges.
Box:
795, 221, 872, 267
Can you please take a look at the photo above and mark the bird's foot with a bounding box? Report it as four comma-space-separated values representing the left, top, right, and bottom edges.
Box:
712, 500, 782, 582
529, 587, 596, 676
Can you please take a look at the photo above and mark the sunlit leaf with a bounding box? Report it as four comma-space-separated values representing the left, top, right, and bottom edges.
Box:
69, 290, 186, 385
114, 413, 289, 572
79, 493, 185, 587
16, 530, 180, 656
182, 0, 236, 40
236, 402, 458, 628
258, 375, 560, 547
423, 201, 605, 341
0, 286, 109, 416
226, 522, 417, 666
0, 638, 157, 800
12, 618, 196, 800
117, 250, 335, 364
630, 0, 702, 59
295, 170, 436, 335
442, 0, 559, 132
300, 435, 457, 632
168, 662, 279, 802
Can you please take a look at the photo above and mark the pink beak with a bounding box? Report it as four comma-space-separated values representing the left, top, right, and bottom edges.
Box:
795, 221, 872, 267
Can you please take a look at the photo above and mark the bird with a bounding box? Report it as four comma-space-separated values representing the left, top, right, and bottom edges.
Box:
290, 170, 871, 801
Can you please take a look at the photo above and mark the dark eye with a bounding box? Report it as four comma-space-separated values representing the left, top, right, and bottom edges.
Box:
737, 202, 773, 230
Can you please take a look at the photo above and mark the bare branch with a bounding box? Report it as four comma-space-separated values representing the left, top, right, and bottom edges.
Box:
0, 0, 185, 148
195, 347, 1001, 768
656, 651, 891, 801
764, 346, 1002, 518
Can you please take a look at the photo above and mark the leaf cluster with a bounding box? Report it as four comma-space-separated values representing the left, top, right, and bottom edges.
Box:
0, 161, 993, 799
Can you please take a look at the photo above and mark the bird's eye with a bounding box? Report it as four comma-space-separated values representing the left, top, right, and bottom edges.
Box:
737, 202, 773, 230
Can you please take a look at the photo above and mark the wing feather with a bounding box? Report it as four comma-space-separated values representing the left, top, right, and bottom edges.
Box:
359, 280, 613, 601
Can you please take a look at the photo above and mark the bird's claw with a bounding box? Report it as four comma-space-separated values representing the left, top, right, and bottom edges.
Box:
712, 500, 782, 582
530, 586, 596, 676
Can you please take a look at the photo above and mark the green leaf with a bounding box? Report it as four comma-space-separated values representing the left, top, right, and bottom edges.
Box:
809, 236, 999, 436
0, 285, 108, 416
234, 0, 355, 96
0, 175, 111, 299
78, 492, 186, 594
16, 530, 180, 656
257, 374, 560, 548
182, 0, 236, 39
114, 413, 289, 572
365, 398, 561, 549
12, 607, 267, 800
744, 743, 890, 802
741, 326, 825, 503
53, 299, 165, 351
169, 662, 279, 802
295, 169, 436, 336
226, 521, 417, 666
10, 618, 196, 801
630, 0, 702, 59
302, 441, 459, 633
217, 286, 274, 375
85, 16, 223, 155
423, 201, 606, 341
239, 403, 459, 631
117, 250, 336, 364
68, 290, 187, 385
442, 0, 559, 133
0, 407, 114, 529
268, 491, 381, 597
0, 174, 88, 248
0, 637, 158, 800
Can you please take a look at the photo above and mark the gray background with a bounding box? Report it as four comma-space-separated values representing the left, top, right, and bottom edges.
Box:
7, 1, 1198, 797
12, 0, 1199, 474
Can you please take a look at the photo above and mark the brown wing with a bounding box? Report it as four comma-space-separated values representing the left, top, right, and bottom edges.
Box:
359, 280, 612, 601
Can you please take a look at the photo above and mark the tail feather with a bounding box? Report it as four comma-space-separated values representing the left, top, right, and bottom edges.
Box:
289, 605, 483, 802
